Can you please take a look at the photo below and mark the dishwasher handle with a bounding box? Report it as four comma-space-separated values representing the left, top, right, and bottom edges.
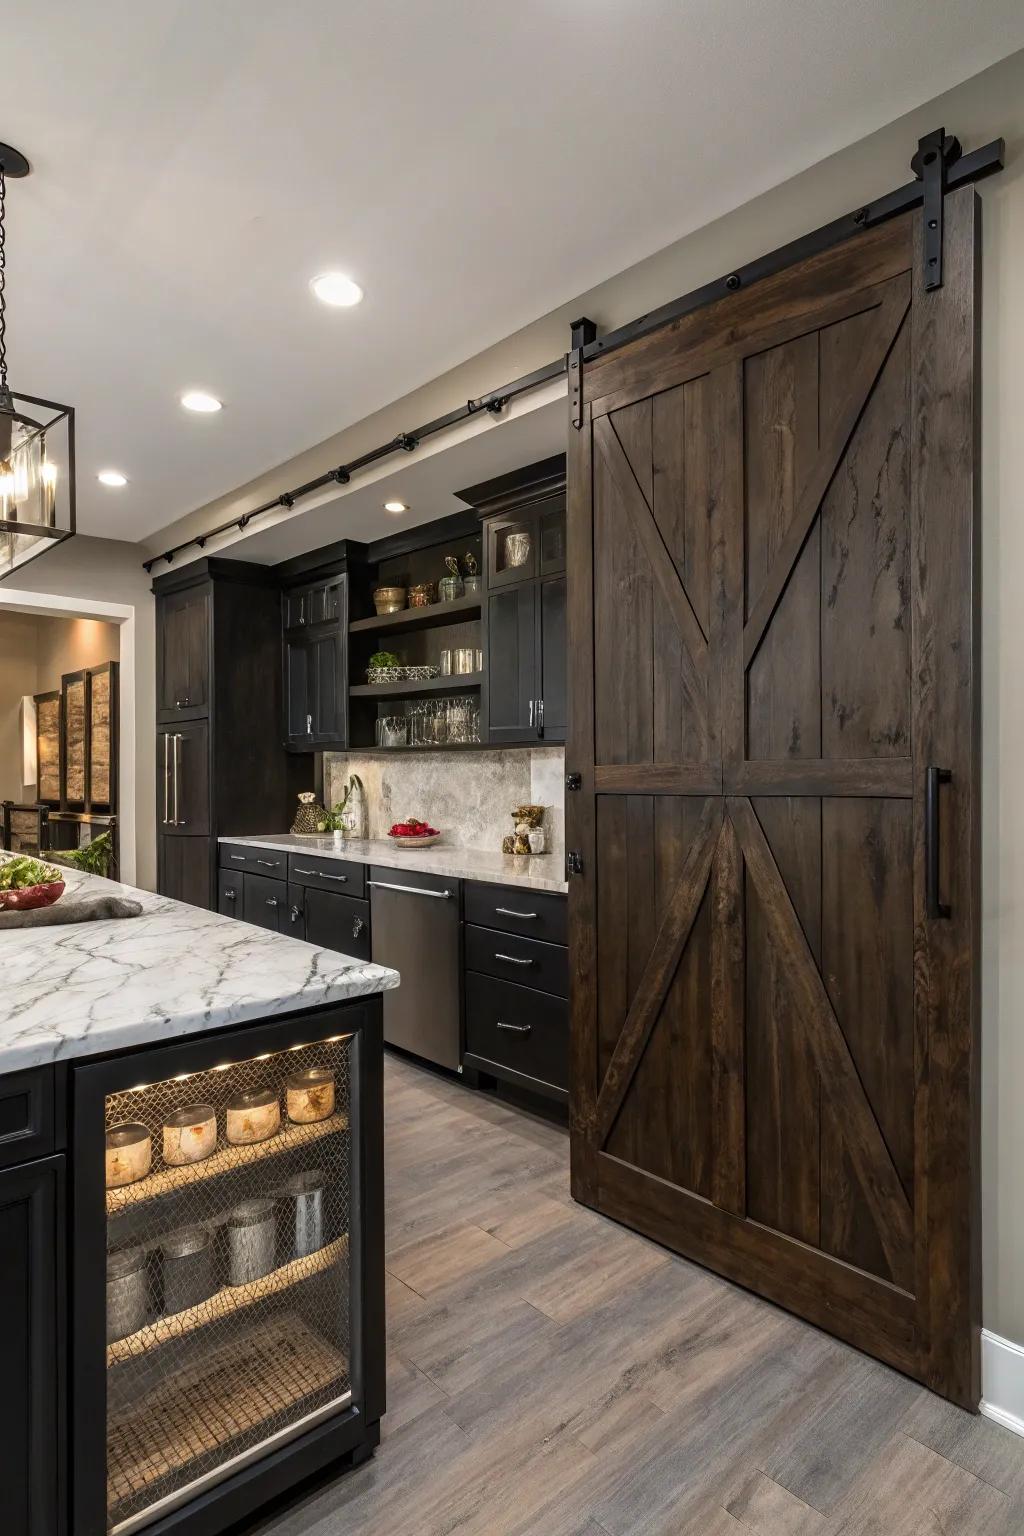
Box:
367, 880, 452, 900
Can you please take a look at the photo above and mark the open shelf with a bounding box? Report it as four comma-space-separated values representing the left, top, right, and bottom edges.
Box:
350, 672, 483, 700
107, 1235, 348, 1367
349, 594, 481, 637
106, 1112, 349, 1214
107, 1310, 349, 1519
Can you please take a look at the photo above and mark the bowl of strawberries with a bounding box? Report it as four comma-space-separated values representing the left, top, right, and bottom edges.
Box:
387, 817, 441, 849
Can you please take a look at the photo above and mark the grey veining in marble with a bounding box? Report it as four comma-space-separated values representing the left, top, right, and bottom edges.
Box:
322, 746, 565, 861
220, 835, 569, 894
0, 861, 399, 1074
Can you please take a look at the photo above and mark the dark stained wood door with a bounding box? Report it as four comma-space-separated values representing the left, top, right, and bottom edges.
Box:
567, 191, 980, 1406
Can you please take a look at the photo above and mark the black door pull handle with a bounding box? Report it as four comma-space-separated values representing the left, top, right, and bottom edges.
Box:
926, 766, 952, 920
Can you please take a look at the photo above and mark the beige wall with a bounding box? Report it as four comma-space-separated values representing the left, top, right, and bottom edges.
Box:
34, 617, 119, 695
0, 612, 42, 802
0, 612, 121, 804
5, 536, 156, 890
158, 49, 1024, 1345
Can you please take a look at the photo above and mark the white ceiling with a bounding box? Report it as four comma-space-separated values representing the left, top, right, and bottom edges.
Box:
5, 1, 1022, 545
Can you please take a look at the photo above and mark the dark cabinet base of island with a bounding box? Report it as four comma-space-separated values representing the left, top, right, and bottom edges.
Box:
3, 1000, 384, 1536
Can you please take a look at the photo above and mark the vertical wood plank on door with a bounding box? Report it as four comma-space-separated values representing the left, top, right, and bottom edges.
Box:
909, 189, 981, 1406
567, 400, 599, 1204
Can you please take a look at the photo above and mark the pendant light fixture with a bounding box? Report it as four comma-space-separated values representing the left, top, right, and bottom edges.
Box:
0, 143, 75, 581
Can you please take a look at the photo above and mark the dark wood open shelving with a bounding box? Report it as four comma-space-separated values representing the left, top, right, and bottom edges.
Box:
349, 673, 483, 700
348, 595, 481, 637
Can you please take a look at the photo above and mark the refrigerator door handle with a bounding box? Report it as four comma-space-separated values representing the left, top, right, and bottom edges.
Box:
173, 733, 182, 827
162, 733, 170, 825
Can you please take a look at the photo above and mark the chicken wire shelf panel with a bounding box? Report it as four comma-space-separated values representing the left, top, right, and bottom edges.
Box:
104, 1036, 353, 1535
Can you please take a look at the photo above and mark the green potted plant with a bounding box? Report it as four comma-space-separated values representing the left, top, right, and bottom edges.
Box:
367, 650, 401, 684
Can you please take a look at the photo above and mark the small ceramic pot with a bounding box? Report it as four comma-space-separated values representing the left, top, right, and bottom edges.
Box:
373, 586, 407, 615
225, 1088, 280, 1146
162, 1105, 217, 1167
105, 1123, 152, 1189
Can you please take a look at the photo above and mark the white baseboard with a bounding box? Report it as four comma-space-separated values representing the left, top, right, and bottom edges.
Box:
980, 1329, 1024, 1437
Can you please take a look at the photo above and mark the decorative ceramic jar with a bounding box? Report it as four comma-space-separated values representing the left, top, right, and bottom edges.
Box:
372, 586, 406, 615
286, 1068, 336, 1124
162, 1104, 217, 1167
225, 1088, 280, 1146
105, 1123, 152, 1189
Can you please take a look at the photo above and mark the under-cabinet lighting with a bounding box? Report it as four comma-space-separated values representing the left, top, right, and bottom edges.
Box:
98, 469, 128, 487
384, 500, 408, 514
180, 390, 222, 414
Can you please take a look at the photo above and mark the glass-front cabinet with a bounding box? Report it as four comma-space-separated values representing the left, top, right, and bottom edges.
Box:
72, 1003, 384, 1536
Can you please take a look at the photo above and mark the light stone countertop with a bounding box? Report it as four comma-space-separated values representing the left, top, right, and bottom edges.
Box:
219, 834, 570, 894
0, 861, 399, 1073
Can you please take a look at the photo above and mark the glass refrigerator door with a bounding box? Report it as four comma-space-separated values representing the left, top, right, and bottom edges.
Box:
97, 1030, 356, 1534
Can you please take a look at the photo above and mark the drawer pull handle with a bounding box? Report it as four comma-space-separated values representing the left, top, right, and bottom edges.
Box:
224, 889, 237, 901
256, 858, 281, 869
495, 952, 535, 967
496, 1021, 531, 1035
319, 872, 349, 883
265, 898, 280, 908
290, 905, 302, 923
494, 907, 537, 919
293, 867, 318, 877
230, 854, 246, 862
367, 881, 451, 900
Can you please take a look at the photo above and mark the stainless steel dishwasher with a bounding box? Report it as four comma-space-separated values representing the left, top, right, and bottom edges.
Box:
368, 866, 462, 1071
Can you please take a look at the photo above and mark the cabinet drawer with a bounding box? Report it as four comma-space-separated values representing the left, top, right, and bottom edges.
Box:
218, 842, 286, 876
242, 872, 288, 931
464, 973, 568, 1099
0, 1067, 55, 1169
217, 868, 243, 917
466, 925, 567, 997
287, 853, 366, 897
464, 882, 567, 944
297, 885, 371, 961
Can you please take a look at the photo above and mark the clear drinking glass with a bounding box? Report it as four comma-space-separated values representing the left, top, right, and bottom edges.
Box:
453, 647, 475, 675
439, 650, 453, 676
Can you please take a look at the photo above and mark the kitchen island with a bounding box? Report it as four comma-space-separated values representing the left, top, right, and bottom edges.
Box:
0, 858, 398, 1536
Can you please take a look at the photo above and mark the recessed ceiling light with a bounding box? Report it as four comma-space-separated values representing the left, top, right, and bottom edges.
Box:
97, 469, 128, 488
384, 500, 408, 514
180, 390, 222, 413
311, 272, 363, 308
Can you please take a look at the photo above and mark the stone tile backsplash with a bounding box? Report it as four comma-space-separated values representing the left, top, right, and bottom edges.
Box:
323, 747, 565, 860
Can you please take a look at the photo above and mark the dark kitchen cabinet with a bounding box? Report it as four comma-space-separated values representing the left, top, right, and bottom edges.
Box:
300, 885, 371, 961
486, 583, 537, 745
457, 456, 566, 746
156, 584, 210, 720
280, 562, 349, 750
0, 1155, 64, 1536
153, 560, 301, 911
284, 629, 346, 748
157, 719, 210, 837
158, 834, 214, 908
243, 871, 288, 931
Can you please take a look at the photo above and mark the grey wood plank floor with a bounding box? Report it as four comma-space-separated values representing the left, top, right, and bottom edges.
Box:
247, 1054, 1024, 1536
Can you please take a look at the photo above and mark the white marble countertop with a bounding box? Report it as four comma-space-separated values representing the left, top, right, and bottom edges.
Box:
0, 861, 399, 1073
219, 834, 570, 894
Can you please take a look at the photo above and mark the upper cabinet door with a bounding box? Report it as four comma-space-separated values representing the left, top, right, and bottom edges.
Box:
537, 499, 567, 576
538, 574, 567, 742
486, 511, 539, 590
156, 586, 210, 719
284, 636, 315, 748
311, 629, 346, 746
486, 583, 537, 744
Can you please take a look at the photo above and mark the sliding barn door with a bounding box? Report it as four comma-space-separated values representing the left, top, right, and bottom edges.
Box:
567, 190, 980, 1406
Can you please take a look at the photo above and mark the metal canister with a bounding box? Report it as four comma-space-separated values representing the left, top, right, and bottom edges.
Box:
226, 1198, 276, 1286
107, 1246, 148, 1343
278, 1170, 326, 1260
161, 1226, 214, 1316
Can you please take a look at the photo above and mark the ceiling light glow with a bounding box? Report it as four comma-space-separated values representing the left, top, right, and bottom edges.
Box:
311, 272, 363, 308
97, 469, 128, 487
384, 500, 408, 514
180, 390, 222, 413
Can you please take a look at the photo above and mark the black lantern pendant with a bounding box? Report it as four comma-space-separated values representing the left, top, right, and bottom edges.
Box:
0, 142, 75, 581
